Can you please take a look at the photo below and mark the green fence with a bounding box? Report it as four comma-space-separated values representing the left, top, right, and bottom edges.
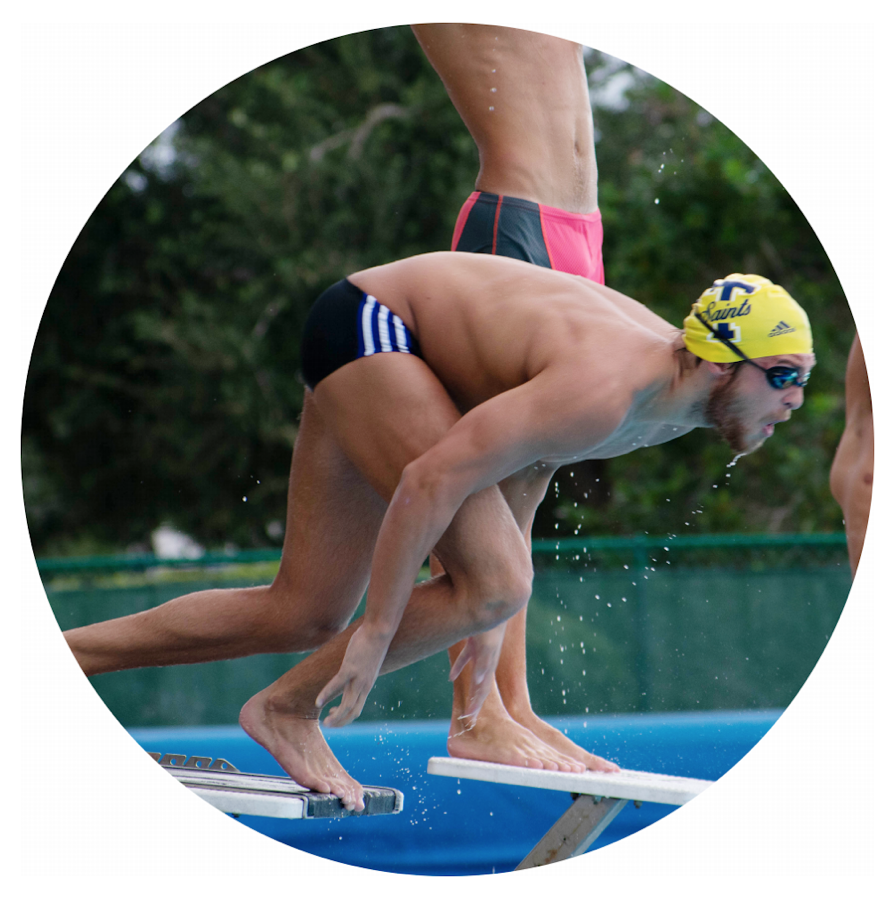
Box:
40, 534, 851, 728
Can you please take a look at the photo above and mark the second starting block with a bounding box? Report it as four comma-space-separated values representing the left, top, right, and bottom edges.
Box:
428, 756, 712, 868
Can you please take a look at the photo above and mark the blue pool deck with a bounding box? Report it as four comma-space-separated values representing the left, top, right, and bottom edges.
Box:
132, 709, 780, 875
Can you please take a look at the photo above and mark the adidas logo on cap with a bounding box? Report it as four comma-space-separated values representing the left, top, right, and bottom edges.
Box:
768, 321, 796, 337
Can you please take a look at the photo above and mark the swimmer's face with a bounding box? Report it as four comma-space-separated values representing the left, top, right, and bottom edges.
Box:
707, 353, 815, 455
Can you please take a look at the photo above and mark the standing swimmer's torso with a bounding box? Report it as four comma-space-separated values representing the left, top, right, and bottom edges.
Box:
411, 24, 598, 212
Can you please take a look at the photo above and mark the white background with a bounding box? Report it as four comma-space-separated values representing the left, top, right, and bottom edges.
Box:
6, 2, 888, 894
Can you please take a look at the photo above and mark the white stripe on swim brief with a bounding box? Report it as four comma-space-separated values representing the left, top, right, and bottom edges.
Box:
394, 318, 409, 353
377, 302, 393, 352
362, 295, 377, 356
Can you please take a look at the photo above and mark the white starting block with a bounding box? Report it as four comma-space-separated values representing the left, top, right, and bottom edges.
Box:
149, 753, 403, 820
428, 757, 713, 868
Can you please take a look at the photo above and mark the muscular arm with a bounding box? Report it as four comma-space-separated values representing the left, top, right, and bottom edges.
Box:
363, 371, 616, 635
316, 371, 623, 723
830, 334, 873, 574
411, 23, 598, 211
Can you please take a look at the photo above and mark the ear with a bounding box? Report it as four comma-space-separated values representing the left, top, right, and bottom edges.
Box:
704, 360, 736, 377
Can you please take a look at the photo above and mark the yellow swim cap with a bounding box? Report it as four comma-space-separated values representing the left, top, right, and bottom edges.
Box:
683, 274, 813, 362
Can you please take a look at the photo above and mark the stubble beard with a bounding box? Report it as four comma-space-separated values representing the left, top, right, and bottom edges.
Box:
706, 368, 764, 457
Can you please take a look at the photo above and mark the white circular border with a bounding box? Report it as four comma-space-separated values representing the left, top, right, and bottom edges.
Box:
7, 2, 886, 893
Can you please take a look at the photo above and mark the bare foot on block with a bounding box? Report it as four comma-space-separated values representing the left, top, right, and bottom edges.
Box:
447, 706, 586, 772
513, 710, 619, 773
239, 691, 366, 811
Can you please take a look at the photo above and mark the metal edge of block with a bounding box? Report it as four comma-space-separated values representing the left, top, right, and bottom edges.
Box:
151, 751, 403, 818
188, 786, 310, 819
168, 768, 311, 795
159, 765, 403, 818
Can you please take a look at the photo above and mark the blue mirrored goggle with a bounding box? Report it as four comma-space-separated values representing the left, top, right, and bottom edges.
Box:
757, 365, 810, 390
695, 314, 810, 390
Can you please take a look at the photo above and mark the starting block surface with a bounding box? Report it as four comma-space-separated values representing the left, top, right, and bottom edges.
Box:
427, 757, 712, 805
150, 753, 403, 819
428, 757, 713, 868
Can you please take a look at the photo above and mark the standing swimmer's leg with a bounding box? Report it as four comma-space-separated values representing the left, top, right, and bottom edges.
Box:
445, 570, 618, 772
437, 549, 587, 771
444, 469, 619, 772
485, 604, 618, 770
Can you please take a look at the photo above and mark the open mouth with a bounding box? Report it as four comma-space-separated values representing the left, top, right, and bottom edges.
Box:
762, 418, 787, 437
762, 414, 790, 437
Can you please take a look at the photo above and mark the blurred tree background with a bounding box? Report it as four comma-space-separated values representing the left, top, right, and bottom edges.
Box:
21, 26, 852, 558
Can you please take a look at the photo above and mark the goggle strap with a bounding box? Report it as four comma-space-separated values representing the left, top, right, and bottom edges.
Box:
694, 313, 806, 388
694, 312, 750, 362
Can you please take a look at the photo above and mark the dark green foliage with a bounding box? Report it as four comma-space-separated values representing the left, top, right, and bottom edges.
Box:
22, 29, 851, 556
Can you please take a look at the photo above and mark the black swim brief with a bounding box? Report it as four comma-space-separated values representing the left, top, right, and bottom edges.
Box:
301, 279, 421, 389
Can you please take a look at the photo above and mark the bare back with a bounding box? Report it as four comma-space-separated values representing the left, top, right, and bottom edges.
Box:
412, 24, 598, 212
349, 253, 682, 460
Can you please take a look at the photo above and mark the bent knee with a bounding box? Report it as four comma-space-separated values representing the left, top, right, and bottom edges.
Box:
272, 613, 352, 653
302, 619, 351, 650
263, 583, 354, 652
468, 558, 533, 629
